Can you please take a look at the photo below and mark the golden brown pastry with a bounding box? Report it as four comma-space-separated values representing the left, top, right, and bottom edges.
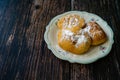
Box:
57, 30, 91, 54
85, 22, 107, 45
57, 30, 74, 52
57, 14, 107, 55
57, 14, 85, 33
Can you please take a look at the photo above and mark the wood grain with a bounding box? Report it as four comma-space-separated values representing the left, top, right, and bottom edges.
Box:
72, 0, 120, 80
0, 0, 120, 80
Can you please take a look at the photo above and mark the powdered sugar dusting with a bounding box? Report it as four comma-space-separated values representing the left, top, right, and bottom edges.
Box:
79, 26, 91, 35
79, 25, 103, 38
61, 30, 74, 40
91, 30, 103, 37
75, 35, 87, 47
84, 26, 91, 33
62, 15, 79, 28
61, 29, 88, 47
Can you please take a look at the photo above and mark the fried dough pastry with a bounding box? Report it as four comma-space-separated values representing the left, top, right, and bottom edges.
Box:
57, 30, 91, 54
57, 14, 85, 33
86, 22, 107, 45
57, 14, 107, 55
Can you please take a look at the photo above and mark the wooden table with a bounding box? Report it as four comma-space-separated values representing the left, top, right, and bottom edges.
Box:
0, 0, 120, 80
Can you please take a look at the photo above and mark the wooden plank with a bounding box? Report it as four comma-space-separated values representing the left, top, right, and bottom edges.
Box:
71, 0, 120, 80
0, 0, 120, 80
0, 0, 71, 80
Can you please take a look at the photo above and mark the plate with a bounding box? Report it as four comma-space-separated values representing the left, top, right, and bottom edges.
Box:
44, 11, 114, 64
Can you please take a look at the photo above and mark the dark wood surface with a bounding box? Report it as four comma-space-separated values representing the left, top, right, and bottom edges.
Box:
0, 0, 120, 80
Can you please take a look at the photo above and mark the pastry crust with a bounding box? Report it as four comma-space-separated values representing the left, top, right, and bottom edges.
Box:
57, 14, 85, 33
57, 14, 107, 55
57, 30, 91, 54
86, 22, 107, 45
